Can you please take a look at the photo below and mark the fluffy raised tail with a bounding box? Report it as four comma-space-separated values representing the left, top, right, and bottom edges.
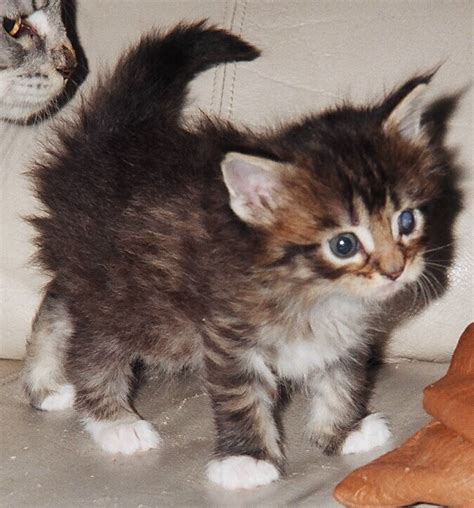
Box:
92, 21, 260, 126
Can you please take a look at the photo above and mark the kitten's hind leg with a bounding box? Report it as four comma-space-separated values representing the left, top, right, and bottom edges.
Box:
306, 355, 391, 455
23, 290, 75, 411
67, 340, 161, 455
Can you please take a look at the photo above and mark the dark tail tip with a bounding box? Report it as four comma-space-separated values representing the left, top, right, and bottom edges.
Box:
102, 21, 261, 126
166, 20, 261, 73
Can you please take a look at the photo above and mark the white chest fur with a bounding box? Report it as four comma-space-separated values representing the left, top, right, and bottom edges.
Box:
259, 294, 370, 381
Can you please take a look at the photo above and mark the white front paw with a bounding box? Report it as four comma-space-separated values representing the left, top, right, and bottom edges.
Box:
341, 413, 392, 455
85, 419, 161, 455
39, 384, 75, 411
207, 455, 279, 490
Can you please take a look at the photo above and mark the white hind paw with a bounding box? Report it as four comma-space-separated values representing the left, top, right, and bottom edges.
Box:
85, 419, 161, 455
39, 384, 75, 411
342, 413, 392, 455
207, 455, 279, 490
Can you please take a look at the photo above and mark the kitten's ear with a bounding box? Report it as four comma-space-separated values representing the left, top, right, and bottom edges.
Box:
221, 152, 288, 227
382, 73, 435, 142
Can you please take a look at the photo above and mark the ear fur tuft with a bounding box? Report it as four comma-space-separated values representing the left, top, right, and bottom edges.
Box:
381, 69, 440, 142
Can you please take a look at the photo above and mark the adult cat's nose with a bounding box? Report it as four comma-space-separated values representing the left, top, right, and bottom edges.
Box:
52, 45, 77, 79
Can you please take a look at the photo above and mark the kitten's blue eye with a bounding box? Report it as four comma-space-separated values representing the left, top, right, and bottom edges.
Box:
329, 233, 359, 258
398, 209, 415, 236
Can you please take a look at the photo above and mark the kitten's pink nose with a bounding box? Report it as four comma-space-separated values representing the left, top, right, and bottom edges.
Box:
376, 249, 405, 282
382, 268, 404, 281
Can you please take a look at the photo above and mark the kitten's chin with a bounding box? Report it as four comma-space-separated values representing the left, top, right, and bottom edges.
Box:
371, 282, 403, 300
357, 279, 407, 303
363, 261, 424, 302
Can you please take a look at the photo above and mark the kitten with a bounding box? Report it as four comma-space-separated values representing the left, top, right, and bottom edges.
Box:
23, 22, 461, 490
0, 0, 76, 122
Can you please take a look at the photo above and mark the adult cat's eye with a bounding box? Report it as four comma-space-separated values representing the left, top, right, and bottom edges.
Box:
3, 17, 22, 37
398, 209, 415, 236
329, 233, 359, 258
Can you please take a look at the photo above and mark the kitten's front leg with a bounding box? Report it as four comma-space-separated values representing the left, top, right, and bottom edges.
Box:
205, 348, 284, 489
307, 356, 391, 455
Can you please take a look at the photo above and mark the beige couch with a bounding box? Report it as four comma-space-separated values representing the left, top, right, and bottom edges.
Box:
0, 1, 472, 506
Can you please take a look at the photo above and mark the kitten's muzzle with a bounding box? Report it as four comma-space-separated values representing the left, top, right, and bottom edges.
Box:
52, 45, 77, 80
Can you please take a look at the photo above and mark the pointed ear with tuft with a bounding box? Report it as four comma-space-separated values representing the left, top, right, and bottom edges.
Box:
382, 73, 436, 143
221, 152, 289, 227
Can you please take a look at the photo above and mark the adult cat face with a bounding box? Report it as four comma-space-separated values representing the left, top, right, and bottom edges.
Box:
0, 0, 76, 122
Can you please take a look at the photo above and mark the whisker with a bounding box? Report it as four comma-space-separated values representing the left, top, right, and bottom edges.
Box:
419, 271, 444, 301
424, 270, 447, 293
423, 261, 450, 269
410, 281, 421, 311
412, 280, 422, 309
417, 277, 431, 308
423, 243, 455, 255
422, 279, 431, 307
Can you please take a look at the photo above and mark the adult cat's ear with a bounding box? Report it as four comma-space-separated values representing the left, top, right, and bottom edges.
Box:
382, 72, 436, 142
221, 152, 288, 227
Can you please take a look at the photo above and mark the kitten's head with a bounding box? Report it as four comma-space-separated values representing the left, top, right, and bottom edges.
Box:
0, 0, 76, 122
221, 74, 460, 303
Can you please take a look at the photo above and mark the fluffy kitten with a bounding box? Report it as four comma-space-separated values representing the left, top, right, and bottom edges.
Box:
24, 22, 461, 490
0, 0, 76, 122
